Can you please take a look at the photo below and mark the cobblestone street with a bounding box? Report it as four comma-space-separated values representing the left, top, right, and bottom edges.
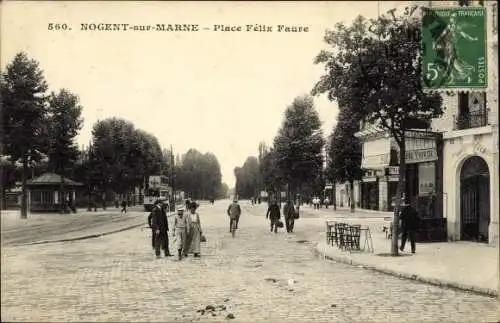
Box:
2, 201, 498, 322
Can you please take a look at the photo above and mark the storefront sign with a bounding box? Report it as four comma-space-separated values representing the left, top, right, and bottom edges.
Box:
361, 154, 390, 169
388, 175, 400, 182
388, 167, 399, 175
398, 148, 438, 164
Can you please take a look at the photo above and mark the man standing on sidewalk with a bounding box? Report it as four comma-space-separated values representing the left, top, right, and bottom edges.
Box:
399, 199, 420, 254
266, 199, 281, 233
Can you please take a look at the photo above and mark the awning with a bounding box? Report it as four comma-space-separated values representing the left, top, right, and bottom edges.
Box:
359, 129, 441, 169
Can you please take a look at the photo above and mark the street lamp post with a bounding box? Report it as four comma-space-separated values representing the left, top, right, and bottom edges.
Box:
170, 145, 175, 212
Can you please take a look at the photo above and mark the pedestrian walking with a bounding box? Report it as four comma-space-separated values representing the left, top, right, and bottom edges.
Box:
283, 199, 296, 233
266, 199, 281, 233
150, 199, 170, 258
324, 197, 330, 209
183, 201, 194, 257
121, 200, 127, 214
160, 201, 172, 256
188, 202, 203, 257
227, 199, 241, 232
148, 211, 156, 250
399, 198, 420, 254
173, 207, 188, 261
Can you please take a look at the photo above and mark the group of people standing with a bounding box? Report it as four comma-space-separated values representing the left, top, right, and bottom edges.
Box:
311, 197, 330, 209
148, 199, 203, 261
266, 199, 299, 233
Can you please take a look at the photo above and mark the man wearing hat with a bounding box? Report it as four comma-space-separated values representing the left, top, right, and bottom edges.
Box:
227, 198, 241, 232
173, 206, 189, 260
399, 197, 420, 254
150, 199, 171, 258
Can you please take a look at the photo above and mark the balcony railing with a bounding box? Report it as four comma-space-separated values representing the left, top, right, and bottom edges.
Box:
453, 110, 489, 130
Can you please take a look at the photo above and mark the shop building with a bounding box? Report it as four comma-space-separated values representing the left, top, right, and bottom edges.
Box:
355, 128, 444, 218
355, 0, 498, 245
429, 0, 499, 245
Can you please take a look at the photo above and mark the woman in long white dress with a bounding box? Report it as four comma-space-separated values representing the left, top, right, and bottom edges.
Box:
173, 207, 188, 261
188, 202, 203, 257
182, 202, 194, 257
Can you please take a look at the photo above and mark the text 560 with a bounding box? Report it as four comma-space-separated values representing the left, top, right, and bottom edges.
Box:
48, 23, 71, 31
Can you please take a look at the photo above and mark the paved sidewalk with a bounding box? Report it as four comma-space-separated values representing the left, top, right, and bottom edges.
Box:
315, 219, 498, 297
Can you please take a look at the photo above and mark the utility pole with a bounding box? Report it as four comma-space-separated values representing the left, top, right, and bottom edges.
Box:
170, 145, 175, 212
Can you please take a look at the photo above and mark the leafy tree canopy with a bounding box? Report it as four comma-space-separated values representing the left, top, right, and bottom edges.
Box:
273, 95, 325, 194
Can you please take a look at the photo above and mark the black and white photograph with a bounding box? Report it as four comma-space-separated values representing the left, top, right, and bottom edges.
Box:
1, 0, 499, 322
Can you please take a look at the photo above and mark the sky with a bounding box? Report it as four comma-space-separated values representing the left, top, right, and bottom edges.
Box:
2, 0, 409, 188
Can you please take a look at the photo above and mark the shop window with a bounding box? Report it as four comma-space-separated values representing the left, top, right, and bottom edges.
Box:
32, 190, 41, 203
41, 191, 52, 204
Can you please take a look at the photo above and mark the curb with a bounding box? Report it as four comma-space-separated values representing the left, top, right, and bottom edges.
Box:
313, 243, 498, 298
13, 222, 145, 246
10, 214, 176, 247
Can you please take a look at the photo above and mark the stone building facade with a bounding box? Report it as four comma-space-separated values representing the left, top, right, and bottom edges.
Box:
355, 0, 498, 245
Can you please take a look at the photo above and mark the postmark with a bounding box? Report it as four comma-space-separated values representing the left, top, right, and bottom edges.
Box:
421, 7, 488, 91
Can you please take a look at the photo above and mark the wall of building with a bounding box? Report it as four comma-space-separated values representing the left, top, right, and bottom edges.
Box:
335, 181, 361, 208
442, 132, 498, 245
413, 0, 499, 246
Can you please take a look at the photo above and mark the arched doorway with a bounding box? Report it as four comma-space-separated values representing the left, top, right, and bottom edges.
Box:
460, 156, 490, 242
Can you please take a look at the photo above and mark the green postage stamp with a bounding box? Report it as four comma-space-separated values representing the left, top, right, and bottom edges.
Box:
421, 7, 487, 90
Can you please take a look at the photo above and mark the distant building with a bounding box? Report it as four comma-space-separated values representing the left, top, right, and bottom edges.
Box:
26, 172, 84, 212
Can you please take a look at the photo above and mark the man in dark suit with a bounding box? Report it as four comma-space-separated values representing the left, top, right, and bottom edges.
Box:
150, 199, 171, 258
399, 199, 420, 254
266, 200, 281, 233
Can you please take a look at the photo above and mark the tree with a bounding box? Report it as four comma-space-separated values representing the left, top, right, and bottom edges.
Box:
312, 9, 443, 255
218, 182, 229, 199
176, 149, 224, 200
46, 89, 84, 211
259, 146, 283, 200
1, 52, 49, 218
0, 158, 21, 209
234, 156, 262, 199
90, 118, 167, 206
234, 166, 242, 199
273, 95, 325, 200
201, 152, 223, 200
325, 106, 363, 212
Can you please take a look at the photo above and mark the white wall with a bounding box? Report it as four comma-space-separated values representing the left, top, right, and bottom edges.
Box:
443, 132, 498, 245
